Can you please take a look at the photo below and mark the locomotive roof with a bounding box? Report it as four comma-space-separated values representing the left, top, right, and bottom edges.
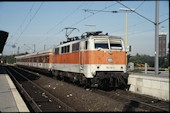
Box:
92, 35, 122, 39
55, 34, 123, 48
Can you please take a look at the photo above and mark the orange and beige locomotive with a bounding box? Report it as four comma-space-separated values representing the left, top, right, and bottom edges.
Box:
15, 31, 129, 88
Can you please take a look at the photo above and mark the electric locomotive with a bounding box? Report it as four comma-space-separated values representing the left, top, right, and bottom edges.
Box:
51, 31, 128, 88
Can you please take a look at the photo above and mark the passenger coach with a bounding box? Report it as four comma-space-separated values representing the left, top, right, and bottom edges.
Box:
15, 49, 53, 72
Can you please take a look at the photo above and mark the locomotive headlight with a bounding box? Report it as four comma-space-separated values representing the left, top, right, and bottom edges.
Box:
91, 71, 96, 76
121, 66, 123, 69
108, 51, 112, 55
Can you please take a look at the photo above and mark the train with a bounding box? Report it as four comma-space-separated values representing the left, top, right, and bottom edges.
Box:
15, 31, 129, 88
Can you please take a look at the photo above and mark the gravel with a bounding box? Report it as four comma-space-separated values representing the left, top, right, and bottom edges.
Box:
33, 75, 127, 112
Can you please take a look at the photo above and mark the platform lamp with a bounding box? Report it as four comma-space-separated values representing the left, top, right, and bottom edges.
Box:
119, 8, 134, 51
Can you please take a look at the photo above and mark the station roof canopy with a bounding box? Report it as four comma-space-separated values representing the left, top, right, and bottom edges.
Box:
0, 30, 9, 54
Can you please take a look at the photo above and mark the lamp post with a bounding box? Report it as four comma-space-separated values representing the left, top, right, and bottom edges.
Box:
83, 8, 134, 48
119, 8, 135, 47
155, 0, 159, 75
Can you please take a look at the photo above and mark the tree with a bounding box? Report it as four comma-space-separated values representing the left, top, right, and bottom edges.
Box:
2, 52, 28, 64
129, 53, 154, 67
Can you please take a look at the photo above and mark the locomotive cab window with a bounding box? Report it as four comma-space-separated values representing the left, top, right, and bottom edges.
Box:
94, 39, 108, 49
94, 39, 123, 50
110, 40, 122, 50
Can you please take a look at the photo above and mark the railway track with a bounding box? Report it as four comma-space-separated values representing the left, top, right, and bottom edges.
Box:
4, 65, 76, 112
4, 65, 169, 112
92, 88, 169, 112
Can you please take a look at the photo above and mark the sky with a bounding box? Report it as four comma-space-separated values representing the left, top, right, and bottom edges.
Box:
0, 1, 169, 56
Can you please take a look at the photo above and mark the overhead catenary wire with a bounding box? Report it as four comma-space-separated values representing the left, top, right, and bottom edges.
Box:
46, 2, 85, 34
35, 2, 86, 46
70, 2, 118, 27
112, 12, 169, 33
116, 1, 155, 24
159, 18, 169, 24
14, 2, 44, 43
3, 2, 168, 55
15, 3, 35, 37
134, 0, 145, 11
5, 2, 35, 45
40, 2, 117, 47
37, 2, 117, 51
35, 1, 169, 52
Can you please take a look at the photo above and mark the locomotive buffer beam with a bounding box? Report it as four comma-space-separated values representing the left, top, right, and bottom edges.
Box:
92, 72, 129, 89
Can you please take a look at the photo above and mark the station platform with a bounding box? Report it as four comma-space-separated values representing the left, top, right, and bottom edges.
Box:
0, 65, 29, 112
128, 72, 169, 101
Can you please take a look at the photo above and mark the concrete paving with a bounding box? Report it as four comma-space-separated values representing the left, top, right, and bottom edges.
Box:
0, 65, 29, 112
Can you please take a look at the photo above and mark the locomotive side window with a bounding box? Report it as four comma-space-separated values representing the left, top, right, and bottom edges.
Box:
72, 42, 79, 52
61, 46, 65, 53
55, 48, 59, 54
66, 45, 70, 53
61, 45, 70, 53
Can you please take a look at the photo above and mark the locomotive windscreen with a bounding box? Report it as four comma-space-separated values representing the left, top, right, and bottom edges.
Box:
94, 39, 122, 50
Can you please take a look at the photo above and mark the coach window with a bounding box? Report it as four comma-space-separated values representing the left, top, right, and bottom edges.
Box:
35, 57, 37, 62
39, 56, 43, 62
42, 57, 44, 63
42, 57, 44, 62
33, 57, 35, 62
38, 57, 41, 62
31, 58, 34, 62
35, 57, 38, 62
45, 56, 49, 63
